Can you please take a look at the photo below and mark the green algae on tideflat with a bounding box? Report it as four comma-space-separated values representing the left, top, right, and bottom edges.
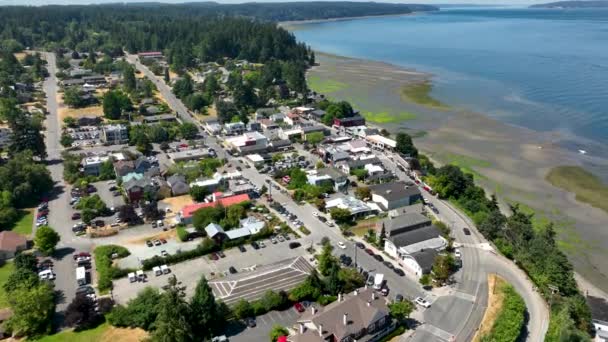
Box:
362, 110, 416, 124
307, 75, 349, 93
400, 81, 448, 108
546, 165, 608, 214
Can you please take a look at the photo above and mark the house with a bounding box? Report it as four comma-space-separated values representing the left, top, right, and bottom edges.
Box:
318, 146, 350, 165
167, 148, 212, 163
260, 119, 279, 131
403, 249, 439, 278
133, 156, 152, 174
308, 109, 326, 121
102, 124, 129, 144
143, 114, 177, 124
223, 122, 246, 136
82, 75, 106, 85
229, 179, 256, 196
190, 177, 222, 192
284, 113, 300, 126
203, 121, 222, 135
206, 217, 265, 242
82, 155, 110, 176
77, 116, 101, 126
122, 172, 143, 184
333, 115, 366, 128
366, 135, 397, 151
340, 157, 383, 175
347, 126, 379, 138
269, 139, 293, 152
205, 223, 225, 241
370, 181, 422, 210
62, 78, 85, 87
178, 194, 250, 224
380, 213, 447, 277
290, 287, 395, 342
307, 168, 349, 192
0, 231, 28, 260
123, 176, 158, 202
224, 132, 268, 155
325, 196, 375, 219
245, 154, 265, 168
247, 121, 262, 132
279, 127, 303, 141
138, 51, 163, 59
114, 160, 135, 178
302, 125, 330, 140
153, 177, 172, 199
167, 174, 190, 196
254, 108, 276, 121
270, 113, 286, 123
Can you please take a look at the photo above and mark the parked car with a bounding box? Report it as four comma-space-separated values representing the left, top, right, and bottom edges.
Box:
454, 249, 461, 258
160, 238, 167, 244
395, 294, 404, 302
393, 268, 405, 277
364, 248, 374, 256
71, 213, 81, 220
463, 228, 471, 235
251, 241, 259, 250
161, 250, 169, 257
258, 241, 266, 248
355, 242, 365, 249
154, 240, 162, 246
277, 235, 285, 242
294, 302, 305, 313
246, 318, 256, 328
228, 266, 237, 274
318, 216, 327, 223
146, 240, 153, 247
94, 220, 105, 227
289, 242, 301, 249
373, 254, 384, 262
337, 241, 347, 249
415, 297, 431, 308
238, 245, 246, 253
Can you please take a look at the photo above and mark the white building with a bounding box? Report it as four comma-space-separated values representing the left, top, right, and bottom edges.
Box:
224, 131, 268, 155
366, 134, 396, 151
102, 124, 129, 145
223, 121, 246, 136
82, 155, 110, 176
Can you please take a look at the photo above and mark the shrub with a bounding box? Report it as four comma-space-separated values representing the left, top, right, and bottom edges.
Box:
299, 226, 311, 235
177, 226, 188, 242
94, 245, 132, 292
481, 283, 525, 342
317, 295, 337, 306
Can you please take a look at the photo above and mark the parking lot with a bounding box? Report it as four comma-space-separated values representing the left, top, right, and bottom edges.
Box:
92, 180, 125, 210
112, 232, 312, 304
66, 126, 103, 148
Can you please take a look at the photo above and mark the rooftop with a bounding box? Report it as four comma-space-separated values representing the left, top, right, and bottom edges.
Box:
370, 181, 421, 202
381, 212, 431, 235
180, 194, 250, 219
0, 231, 27, 252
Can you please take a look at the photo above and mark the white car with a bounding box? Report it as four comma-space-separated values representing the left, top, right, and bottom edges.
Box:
414, 297, 431, 308
454, 249, 462, 259
38, 270, 55, 281
106, 180, 116, 185
337, 241, 347, 249
312, 212, 319, 217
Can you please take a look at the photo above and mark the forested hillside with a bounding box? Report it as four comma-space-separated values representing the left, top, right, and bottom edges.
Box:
531, 0, 608, 8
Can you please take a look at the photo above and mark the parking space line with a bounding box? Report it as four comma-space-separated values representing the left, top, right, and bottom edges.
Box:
259, 315, 268, 326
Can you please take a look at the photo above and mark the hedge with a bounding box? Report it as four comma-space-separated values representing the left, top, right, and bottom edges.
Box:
299, 226, 311, 235
481, 283, 526, 342
94, 245, 133, 293
141, 227, 275, 270
176, 226, 188, 242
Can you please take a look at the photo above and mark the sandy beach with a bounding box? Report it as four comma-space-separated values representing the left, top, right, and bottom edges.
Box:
278, 12, 416, 30
308, 53, 608, 293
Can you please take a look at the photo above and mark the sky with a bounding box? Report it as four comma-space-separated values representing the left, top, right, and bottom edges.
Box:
0, 0, 558, 6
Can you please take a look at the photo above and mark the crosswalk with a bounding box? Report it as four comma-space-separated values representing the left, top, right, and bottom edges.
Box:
419, 324, 454, 341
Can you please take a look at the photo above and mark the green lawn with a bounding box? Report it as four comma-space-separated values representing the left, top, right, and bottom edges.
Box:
362, 110, 417, 124
10, 208, 34, 236
307, 75, 349, 93
0, 262, 15, 309
34, 323, 109, 342
400, 81, 447, 108
546, 165, 608, 214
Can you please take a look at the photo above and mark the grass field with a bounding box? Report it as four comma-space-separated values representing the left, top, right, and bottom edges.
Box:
10, 208, 34, 235
0, 262, 15, 309
473, 274, 506, 341
546, 165, 608, 214
400, 81, 447, 108
36, 323, 148, 342
307, 75, 349, 93
362, 110, 417, 124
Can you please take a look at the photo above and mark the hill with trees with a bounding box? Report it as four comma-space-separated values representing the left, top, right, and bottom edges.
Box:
531, 0, 608, 8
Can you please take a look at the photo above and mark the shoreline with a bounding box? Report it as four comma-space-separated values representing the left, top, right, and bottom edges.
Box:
305, 51, 608, 295
278, 12, 418, 29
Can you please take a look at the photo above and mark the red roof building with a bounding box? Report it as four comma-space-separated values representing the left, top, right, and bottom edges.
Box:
0, 231, 28, 260
179, 194, 250, 223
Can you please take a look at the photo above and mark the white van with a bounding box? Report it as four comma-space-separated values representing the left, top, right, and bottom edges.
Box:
39, 269, 55, 281
136, 270, 145, 281
76, 266, 86, 285
153, 266, 162, 276
128, 272, 137, 283
161, 264, 170, 274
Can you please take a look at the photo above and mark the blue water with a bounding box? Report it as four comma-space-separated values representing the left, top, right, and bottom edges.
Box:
293, 7, 608, 149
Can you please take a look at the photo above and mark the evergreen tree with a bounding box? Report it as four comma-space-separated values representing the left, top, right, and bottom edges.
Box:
164, 67, 170, 83
123, 65, 137, 93
190, 276, 218, 337
152, 275, 193, 342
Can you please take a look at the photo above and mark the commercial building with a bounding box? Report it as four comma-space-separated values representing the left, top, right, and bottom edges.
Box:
167, 148, 211, 163
369, 181, 422, 211
102, 124, 129, 144
82, 155, 110, 176
325, 196, 376, 219
306, 168, 349, 192
178, 194, 250, 224
224, 131, 268, 155
290, 287, 395, 342
366, 135, 397, 151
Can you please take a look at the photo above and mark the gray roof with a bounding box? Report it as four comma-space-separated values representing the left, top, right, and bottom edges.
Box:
382, 212, 431, 235
347, 157, 382, 169
205, 223, 225, 238
411, 249, 438, 273
370, 181, 421, 202
388, 225, 441, 248
310, 109, 325, 117
318, 167, 347, 180
167, 174, 186, 186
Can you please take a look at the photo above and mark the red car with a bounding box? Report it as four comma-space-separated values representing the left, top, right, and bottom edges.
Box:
37, 210, 49, 217
294, 302, 305, 313
364, 248, 374, 256
71, 212, 81, 220
73, 252, 91, 260
160, 238, 167, 244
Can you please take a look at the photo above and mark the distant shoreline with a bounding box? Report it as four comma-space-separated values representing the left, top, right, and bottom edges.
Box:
278, 12, 417, 28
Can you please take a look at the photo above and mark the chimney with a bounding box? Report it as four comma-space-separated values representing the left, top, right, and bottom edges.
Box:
311, 306, 316, 315
354, 289, 358, 296
367, 301, 371, 307
343, 313, 348, 326
299, 323, 305, 334
338, 293, 342, 302
372, 292, 376, 301
364, 284, 368, 290
318, 324, 323, 337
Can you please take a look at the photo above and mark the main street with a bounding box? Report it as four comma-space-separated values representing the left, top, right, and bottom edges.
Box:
43, 53, 95, 316
127, 57, 549, 341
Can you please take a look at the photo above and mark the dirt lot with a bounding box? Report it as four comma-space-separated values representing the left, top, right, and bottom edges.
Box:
159, 194, 194, 214
472, 274, 506, 341
100, 326, 148, 342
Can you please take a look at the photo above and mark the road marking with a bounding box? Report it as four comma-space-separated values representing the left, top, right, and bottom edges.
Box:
259, 315, 268, 326
420, 324, 453, 341
452, 291, 476, 302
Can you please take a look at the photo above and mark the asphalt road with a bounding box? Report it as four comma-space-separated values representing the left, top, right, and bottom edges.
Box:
127, 57, 549, 341
43, 53, 96, 317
